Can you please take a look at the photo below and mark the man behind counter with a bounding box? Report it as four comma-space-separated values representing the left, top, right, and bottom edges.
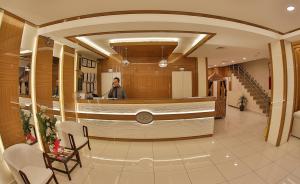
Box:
108, 77, 127, 99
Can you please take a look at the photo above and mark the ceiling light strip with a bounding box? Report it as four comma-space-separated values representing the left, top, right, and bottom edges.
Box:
109, 37, 179, 43
76, 36, 111, 56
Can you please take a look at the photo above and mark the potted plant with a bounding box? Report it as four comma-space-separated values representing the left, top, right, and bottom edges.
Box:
237, 95, 248, 111
36, 106, 59, 153
19, 106, 36, 144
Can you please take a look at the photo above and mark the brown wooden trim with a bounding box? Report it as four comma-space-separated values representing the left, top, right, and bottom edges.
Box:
288, 43, 300, 141
77, 111, 215, 121
67, 30, 215, 60
205, 57, 209, 96
2, 9, 37, 27
77, 97, 216, 104
265, 43, 273, 142
285, 28, 300, 35
39, 10, 284, 35
68, 30, 213, 38
183, 34, 215, 56
276, 40, 288, 146
89, 134, 213, 142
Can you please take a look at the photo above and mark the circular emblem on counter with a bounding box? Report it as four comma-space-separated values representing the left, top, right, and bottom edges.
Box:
136, 111, 153, 124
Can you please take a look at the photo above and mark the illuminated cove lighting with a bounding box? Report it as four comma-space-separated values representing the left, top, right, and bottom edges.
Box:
191, 34, 207, 47
76, 36, 111, 56
109, 37, 179, 43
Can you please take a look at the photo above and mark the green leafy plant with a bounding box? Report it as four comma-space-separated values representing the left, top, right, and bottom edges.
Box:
36, 106, 57, 146
19, 107, 32, 136
237, 95, 248, 111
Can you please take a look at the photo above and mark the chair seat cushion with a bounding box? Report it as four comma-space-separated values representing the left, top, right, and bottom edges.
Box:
21, 166, 53, 184
74, 136, 88, 149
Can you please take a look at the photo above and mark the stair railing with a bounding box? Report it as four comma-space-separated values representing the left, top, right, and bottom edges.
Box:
230, 64, 270, 114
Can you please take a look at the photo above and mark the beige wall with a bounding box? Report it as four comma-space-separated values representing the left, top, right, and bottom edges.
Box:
227, 74, 262, 114
241, 58, 270, 93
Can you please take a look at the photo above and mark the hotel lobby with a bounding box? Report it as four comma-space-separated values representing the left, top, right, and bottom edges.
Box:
1, 1, 300, 183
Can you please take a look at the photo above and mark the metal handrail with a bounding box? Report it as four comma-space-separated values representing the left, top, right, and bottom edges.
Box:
231, 64, 270, 114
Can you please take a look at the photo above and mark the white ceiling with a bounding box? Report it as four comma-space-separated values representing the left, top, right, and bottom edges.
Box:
87, 32, 200, 55
0, 0, 300, 33
2, 0, 298, 66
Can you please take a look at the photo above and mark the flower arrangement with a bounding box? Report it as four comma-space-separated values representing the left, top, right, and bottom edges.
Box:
36, 106, 59, 152
19, 106, 36, 144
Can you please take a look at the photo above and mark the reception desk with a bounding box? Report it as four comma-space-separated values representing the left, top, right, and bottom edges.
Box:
76, 97, 216, 140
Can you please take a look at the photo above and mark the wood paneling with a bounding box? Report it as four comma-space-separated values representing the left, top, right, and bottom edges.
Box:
100, 56, 198, 98
97, 62, 102, 96
208, 66, 231, 78
78, 111, 215, 120
293, 44, 300, 111
63, 46, 75, 120
276, 40, 288, 146
265, 43, 274, 141
89, 134, 213, 142
36, 36, 54, 110
112, 44, 177, 63
78, 96, 215, 104
0, 13, 25, 148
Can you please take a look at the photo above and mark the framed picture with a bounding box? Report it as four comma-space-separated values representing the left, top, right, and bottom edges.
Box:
91, 61, 96, 68
87, 60, 92, 68
81, 58, 87, 67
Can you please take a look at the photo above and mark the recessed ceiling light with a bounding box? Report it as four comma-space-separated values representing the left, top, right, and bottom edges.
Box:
231, 60, 235, 63
222, 62, 226, 65
214, 65, 217, 67
242, 57, 247, 60
287, 5, 295, 12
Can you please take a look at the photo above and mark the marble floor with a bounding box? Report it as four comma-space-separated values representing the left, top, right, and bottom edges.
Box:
3, 106, 300, 184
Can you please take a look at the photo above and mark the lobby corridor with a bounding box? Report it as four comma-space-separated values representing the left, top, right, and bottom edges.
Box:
52, 107, 300, 184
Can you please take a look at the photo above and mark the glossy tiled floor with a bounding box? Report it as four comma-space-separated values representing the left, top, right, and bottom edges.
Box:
3, 107, 300, 184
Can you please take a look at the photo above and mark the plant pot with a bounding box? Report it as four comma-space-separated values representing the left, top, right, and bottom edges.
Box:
239, 105, 245, 111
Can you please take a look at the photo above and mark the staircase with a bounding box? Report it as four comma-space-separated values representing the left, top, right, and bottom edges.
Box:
230, 64, 270, 115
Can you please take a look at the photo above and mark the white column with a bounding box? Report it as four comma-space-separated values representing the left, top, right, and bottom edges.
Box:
281, 41, 295, 144
198, 57, 208, 97
267, 40, 295, 146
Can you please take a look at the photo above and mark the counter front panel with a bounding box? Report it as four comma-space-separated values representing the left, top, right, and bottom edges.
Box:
76, 97, 216, 140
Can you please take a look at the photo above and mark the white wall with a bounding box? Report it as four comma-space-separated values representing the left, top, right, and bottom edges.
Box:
241, 58, 270, 93
198, 57, 207, 97
227, 74, 262, 114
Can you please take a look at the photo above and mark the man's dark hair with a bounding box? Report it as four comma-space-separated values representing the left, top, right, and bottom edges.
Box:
114, 77, 120, 82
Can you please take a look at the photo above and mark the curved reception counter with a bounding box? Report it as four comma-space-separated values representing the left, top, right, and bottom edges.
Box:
76, 97, 216, 140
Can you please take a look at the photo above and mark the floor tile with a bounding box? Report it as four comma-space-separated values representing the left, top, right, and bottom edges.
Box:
277, 174, 300, 184
188, 165, 226, 184
155, 170, 191, 184
228, 172, 266, 184
241, 153, 272, 170
255, 163, 289, 184
216, 159, 251, 180
118, 171, 154, 184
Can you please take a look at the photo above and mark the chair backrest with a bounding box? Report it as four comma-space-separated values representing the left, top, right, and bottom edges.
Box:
3, 144, 45, 184
56, 121, 84, 148
60, 121, 84, 136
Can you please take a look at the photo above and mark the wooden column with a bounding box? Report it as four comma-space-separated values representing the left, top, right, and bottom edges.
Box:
35, 36, 54, 111
62, 46, 76, 121
0, 13, 25, 148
